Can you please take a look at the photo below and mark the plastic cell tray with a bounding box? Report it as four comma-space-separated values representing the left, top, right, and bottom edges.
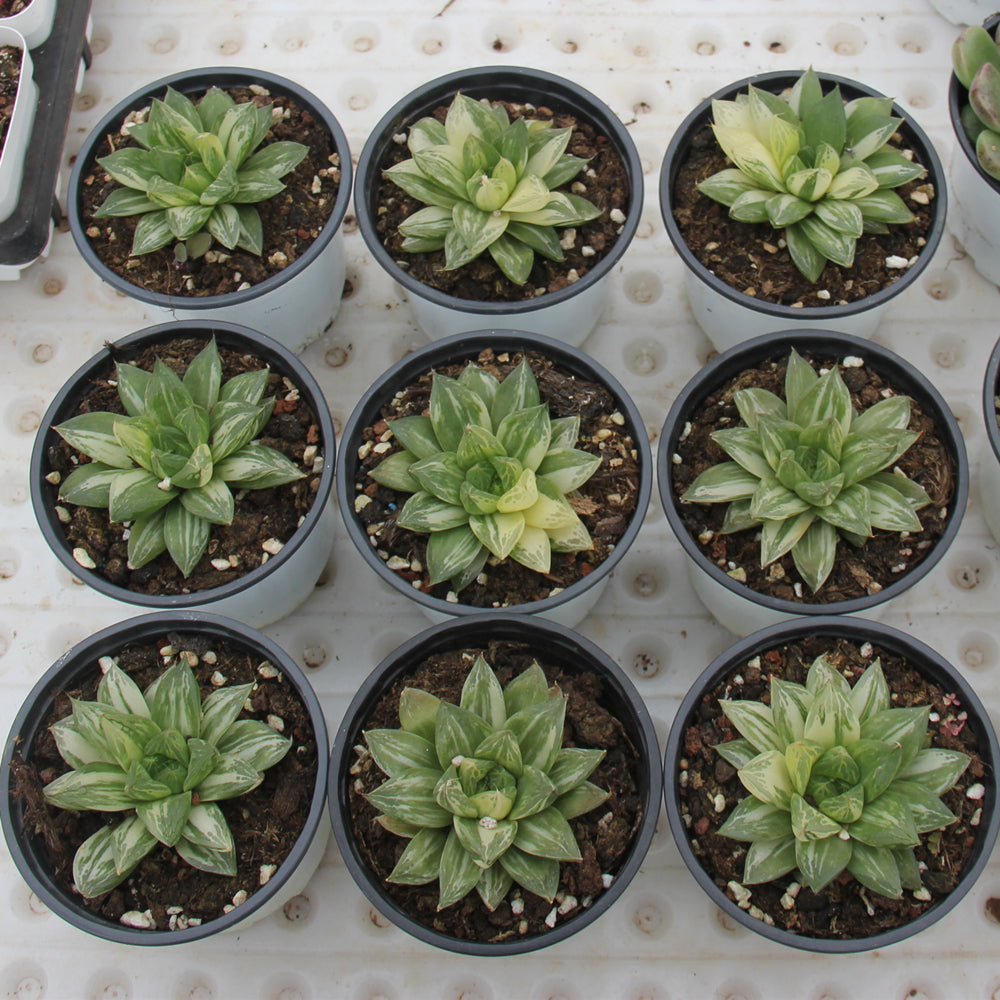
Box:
2, 2, 1000, 998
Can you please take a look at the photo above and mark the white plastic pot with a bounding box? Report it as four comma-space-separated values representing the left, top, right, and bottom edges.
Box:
948, 15, 1000, 286
336, 329, 651, 628
657, 329, 969, 637
0, 26, 36, 224
67, 67, 352, 355
659, 70, 947, 352
30, 321, 337, 628
1, 611, 331, 945
0, 0, 54, 48
354, 65, 642, 346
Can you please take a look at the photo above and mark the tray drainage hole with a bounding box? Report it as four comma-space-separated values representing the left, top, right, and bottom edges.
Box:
929, 334, 965, 370
263, 978, 309, 1000
483, 20, 519, 53
714, 981, 761, 1000
624, 271, 663, 306
0, 551, 19, 580
825, 23, 867, 56
275, 22, 312, 51
85, 969, 132, 1000
903, 80, 935, 111
630, 566, 663, 599
31, 343, 54, 363
632, 651, 661, 678
302, 644, 327, 668
924, 270, 960, 301
173, 974, 215, 1000
959, 631, 998, 670
347, 23, 380, 52
414, 24, 448, 56
985, 895, 1000, 924
7, 398, 42, 435
210, 29, 244, 56
75, 90, 97, 112
368, 906, 391, 929
282, 893, 312, 923
949, 554, 992, 591
142, 25, 178, 54
631, 900, 666, 935
624, 339, 665, 377
767, 37, 789, 54
325, 344, 351, 368
897, 24, 932, 53
694, 39, 717, 56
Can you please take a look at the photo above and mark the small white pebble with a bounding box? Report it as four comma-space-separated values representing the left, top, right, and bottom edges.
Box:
56, 505, 71, 524
672, 453, 682, 465
262, 537, 284, 556
45, 470, 61, 485
267, 714, 285, 732
354, 494, 372, 512
842, 355, 864, 368
386, 556, 410, 571
609, 208, 626, 224
785, 882, 801, 898
860, 642, 874, 658
712, 792, 726, 813
558, 895, 578, 915
445, 591, 459, 603
372, 441, 392, 455
511, 896, 525, 915
210, 671, 227, 687
232, 890, 248, 907
120, 910, 154, 929
780, 891, 796, 910
929, 711, 940, 722
912, 887, 932, 902
258, 662, 280, 679
885, 255, 909, 269
97, 655, 115, 674
72, 547, 96, 570
581, 245, 595, 257
728, 881, 752, 909
211, 558, 232, 571
203, 651, 218, 665
680, 421, 692, 442
815, 289, 831, 300
967, 783, 986, 800
601, 873, 614, 889
971, 807, 983, 826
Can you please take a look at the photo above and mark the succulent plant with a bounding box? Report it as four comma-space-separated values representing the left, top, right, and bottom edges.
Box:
714, 651, 970, 899
697, 67, 925, 282
362, 654, 609, 910
42, 655, 291, 898
681, 348, 930, 593
54, 337, 305, 577
383, 92, 602, 284
92, 85, 308, 258
953, 25, 1000, 181
368, 357, 601, 593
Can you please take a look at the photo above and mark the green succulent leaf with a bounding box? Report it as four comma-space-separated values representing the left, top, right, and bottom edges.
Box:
214, 719, 291, 772
718, 796, 793, 842
742, 835, 798, 884
795, 833, 852, 892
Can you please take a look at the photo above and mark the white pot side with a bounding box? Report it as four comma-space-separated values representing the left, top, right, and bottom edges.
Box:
0, 26, 36, 224
0, 0, 54, 48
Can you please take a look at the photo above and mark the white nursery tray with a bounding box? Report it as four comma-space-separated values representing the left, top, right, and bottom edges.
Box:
2, 1, 1000, 997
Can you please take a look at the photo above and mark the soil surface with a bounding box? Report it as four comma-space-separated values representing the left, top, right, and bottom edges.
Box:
373, 99, 630, 303
677, 634, 987, 940
76, 85, 341, 298
671, 123, 936, 308
351, 347, 642, 607
0, 45, 20, 159
347, 640, 645, 945
10, 630, 320, 931
0, 1, 32, 14
671, 350, 956, 605
43, 337, 325, 596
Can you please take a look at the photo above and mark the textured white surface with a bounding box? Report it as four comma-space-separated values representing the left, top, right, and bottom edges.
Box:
3, 1, 1000, 998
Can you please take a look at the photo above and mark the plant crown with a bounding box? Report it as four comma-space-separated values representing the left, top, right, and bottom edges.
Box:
715, 651, 970, 899
681, 348, 930, 594
363, 654, 609, 910
54, 338, 305, 577
93, 85, 308, 258
698, 67, 924, 282
384, 92, 602, 284
368, 357, 601, 594
43, 654, 291, 899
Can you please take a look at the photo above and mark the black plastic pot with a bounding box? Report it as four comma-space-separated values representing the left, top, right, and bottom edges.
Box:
663, 616, 1000, 953
353, 65, 642, 343
1, 611, 330, 945
328, 613, 662, 955
659, 70, 947, 348
66, 67, 352, 351
656, 329, 969, 636
29, 320, 337, 626
979, 335, 1000, 542
335, 328, 652, 625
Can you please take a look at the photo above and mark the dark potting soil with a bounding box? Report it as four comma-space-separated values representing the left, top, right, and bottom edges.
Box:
373, 99, 631, 303
44, 337, 325, 596
0, 0, 32, 15
671, 351, 956, 605
76, 85, 341, 298
352, 348, 642, 607
671, 123, 936, 308
10, 630, 320, 931
347, 640, 645, 944
678, 634, 987, 940
0, 45, 20, 159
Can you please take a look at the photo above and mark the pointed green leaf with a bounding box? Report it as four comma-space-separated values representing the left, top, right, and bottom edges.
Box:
714, 738, 759, 770
850, 660, 890, 723
513, 806, 581, 861
72, 825, 132, 898
387, 827, 448, 885
791, 518, 838, 593
743, 835, 798, 884
136, 791, 192, 847
506, 697, 565, 772
795, 834, 852, 892
847, 840, 902, 898
785, 740, 826, 796
721, 700, 783, 754
738, 750, 794, 810
860, 707, 929, 773
44, 764, 133, 812
717, 796, 793, 842
214, 719, 290, 771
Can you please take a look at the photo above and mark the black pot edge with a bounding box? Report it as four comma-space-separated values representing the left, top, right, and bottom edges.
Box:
659, 69, 949, 320
949, 14, 1000, 198
353, 64, 643, 316
335, 328, 653, 618
66, 66, 353, 309
663, 615, 1000, 954
983, 334, 1000, 464
327, 613, 663, 956
29, 319, 337, 611
655, 328, 970, 619
0, 609, 331, 946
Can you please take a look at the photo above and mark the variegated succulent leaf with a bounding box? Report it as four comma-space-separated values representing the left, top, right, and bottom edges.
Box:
385, 92, 602, 284
368, 357, 601, 593
698, 67, 923, 281
715, 652, 969, 898
363, 654, 609, 910
93, 85, 308, 257
952, 26, 1000, 180
681, 348, 929, 593
54, 338, 304, 577
43, 656, 291, 899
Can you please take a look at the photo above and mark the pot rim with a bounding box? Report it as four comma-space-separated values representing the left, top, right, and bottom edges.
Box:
335, 328, 652, 617
29, 319, 337, 610
984, 335, 1000, 464
663, 614, 1000, 953
353, 63, 642, 315
656, 328, 969, 618
659, 68, 948, 319
66, 66, 352, 309
0, 610, 330, 945
328, 612, 662, 955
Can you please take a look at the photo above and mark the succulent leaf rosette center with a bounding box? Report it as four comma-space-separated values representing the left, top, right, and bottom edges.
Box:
362, 655, 610, 911
715, 652, 970, 898
680, 348, 931, 593
368, 356, 601, 594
